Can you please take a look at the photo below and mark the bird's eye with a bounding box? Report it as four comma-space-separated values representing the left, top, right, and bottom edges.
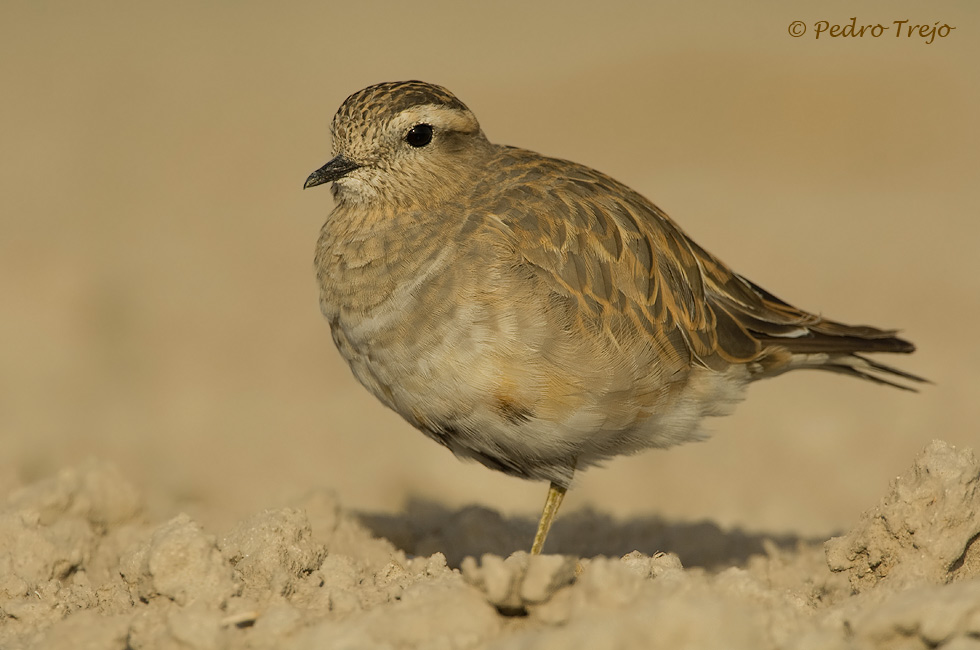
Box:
405, 124, 433, 148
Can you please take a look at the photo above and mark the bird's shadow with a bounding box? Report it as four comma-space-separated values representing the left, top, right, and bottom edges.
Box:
357, 498, 827, 570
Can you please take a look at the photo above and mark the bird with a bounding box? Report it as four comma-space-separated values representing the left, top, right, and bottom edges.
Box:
304, 80, 925, 555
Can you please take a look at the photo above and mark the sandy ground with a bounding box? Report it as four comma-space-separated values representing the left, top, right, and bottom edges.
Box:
1, 440, 979, 649
2, 0, 979, 648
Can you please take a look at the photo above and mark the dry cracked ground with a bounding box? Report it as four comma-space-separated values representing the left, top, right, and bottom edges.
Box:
1, 439, 979, 650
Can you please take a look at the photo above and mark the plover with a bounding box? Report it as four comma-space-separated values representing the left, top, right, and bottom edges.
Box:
304, 81, 924, 554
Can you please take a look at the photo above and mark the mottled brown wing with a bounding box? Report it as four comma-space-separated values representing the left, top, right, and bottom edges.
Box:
484, 151, 761, 372
485, 149, 920, 382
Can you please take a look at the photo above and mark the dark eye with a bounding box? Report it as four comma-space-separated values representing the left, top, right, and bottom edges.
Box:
405, 123, 433, 148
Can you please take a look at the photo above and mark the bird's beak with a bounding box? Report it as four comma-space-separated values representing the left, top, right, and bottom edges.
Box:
304, 155, 361, 189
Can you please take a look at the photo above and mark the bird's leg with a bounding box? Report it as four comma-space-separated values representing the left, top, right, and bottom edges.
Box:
530, 481, 568, 554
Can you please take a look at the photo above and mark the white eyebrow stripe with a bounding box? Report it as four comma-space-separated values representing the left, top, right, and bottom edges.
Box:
394, 104, 480, 133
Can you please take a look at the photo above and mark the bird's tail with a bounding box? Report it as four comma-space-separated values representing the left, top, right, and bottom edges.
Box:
689, 240, 928, 391
753, 321, 928, 391
781, 350, 928, 391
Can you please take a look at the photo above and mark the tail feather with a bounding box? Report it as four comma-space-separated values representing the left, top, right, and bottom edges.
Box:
714, 294, 928, 390
813, 353, 930, 392
691, 242, 926, 391
752, 321, 916, 355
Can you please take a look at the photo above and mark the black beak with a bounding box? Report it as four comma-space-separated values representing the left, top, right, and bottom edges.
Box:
304, 155, 361, 189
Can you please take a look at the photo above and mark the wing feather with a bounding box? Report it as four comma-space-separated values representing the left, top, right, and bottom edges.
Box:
481, 148, 923, 387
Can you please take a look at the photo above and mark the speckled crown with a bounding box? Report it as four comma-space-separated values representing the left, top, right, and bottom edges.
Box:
332, 81, 470, 133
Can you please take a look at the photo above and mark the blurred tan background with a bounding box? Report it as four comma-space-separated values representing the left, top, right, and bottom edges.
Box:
1, 1, 977, 539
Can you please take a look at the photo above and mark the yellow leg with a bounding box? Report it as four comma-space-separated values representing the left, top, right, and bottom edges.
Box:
530, 481, 567, 554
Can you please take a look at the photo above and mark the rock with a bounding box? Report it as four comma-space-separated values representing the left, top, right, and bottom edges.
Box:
119, 513, 239, 608
826, 440, 980, 592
